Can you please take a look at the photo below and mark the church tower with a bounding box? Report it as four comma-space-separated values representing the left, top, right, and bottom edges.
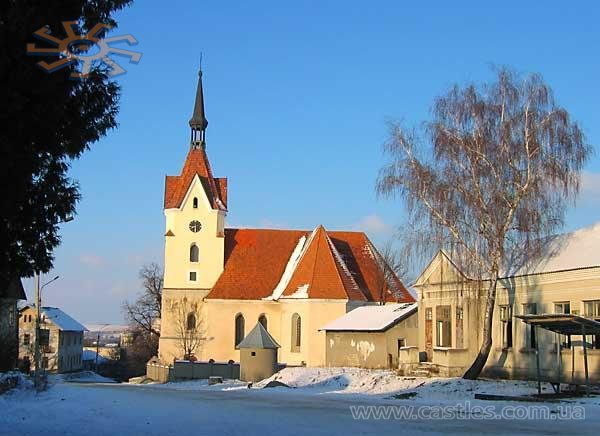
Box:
162, 68, 228, 293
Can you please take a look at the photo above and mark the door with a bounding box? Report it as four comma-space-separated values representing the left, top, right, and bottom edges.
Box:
425, 307, 433, 361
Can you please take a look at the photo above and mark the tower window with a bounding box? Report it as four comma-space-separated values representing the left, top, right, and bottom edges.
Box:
193, 197, 198, 209
190, 243, 199, 262
189, 271, 197, 281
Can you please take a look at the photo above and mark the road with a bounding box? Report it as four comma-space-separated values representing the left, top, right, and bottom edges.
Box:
0, 382, 595, 435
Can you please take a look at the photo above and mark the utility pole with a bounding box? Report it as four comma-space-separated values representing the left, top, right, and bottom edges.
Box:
31, 215, 73, 391
95, 324, 110, 370
33, 273, 60, 392
33, 272, 42, 391
95, 331, 101, 370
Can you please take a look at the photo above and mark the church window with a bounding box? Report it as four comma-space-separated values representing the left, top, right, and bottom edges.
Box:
189, 271, 197, 281
258, 314, 267, 331
234, 314, 245, 347
193, 197, 198, 209
190, 243, 199, 262
291, 313, 301, 352
186, 312, 196, 331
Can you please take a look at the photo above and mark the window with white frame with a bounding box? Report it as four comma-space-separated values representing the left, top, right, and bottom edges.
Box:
584, 300, 600, 349
584, 300, 600, 318
553, 301, 572, 349
554, 301, 571, 314
522, 303, 537, 349
435, 306, 451, 347
499, 305, 513, 349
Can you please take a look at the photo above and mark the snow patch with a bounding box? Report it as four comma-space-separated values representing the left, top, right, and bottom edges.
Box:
287, 284, 309, 299
362, 242, 376, 259
264, 234, 307, 300
355, 341, 375, 360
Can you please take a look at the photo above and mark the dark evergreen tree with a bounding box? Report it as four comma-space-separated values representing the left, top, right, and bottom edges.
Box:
0, 0, 133, 280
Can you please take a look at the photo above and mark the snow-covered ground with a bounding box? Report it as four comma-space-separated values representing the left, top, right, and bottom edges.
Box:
49, 370, 117, 384
1, 368, 599, 435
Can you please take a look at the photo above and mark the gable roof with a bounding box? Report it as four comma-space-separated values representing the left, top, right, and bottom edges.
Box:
206, 226, 414, 303
0, 277, 26, 300
414, 249, 466, 287
21, 306, 87, 332
236, 323, 280, 349
320, 303, 417, 332
164, 147, 227, 211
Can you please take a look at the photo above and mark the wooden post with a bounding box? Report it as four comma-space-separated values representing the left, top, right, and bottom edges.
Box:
535, 325, 541, 396
555, 332, 561, 393
571, 335, 575, 385
582, 324, 590, 397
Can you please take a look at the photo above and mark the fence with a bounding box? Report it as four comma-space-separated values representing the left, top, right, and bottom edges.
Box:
146, 359, 240, 383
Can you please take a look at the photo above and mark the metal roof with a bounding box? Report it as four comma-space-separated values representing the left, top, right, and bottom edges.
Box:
236, 323, 280, 349
515, 314, 600, 335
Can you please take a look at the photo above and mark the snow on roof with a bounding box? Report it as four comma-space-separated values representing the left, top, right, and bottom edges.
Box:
320, 303, 417, 332
511, 221, 600, 276
41, 307, 87, 332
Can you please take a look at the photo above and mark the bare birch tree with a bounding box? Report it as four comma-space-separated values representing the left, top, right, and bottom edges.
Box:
377, 67, 591, 379
172, 297, 205, 360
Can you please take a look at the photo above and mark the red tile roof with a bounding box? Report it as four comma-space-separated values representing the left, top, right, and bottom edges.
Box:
282, 226, 366, 300
164, 147, 227, 210
206, 227, 413, 303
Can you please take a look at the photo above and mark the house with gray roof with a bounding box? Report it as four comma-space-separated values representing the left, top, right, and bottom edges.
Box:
19, 305, 87, 373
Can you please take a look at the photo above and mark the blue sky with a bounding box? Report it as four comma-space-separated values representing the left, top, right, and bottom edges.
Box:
28, 1, 600, 323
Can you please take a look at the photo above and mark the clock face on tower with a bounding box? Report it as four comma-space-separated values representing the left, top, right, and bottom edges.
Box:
189, 220, 202, 233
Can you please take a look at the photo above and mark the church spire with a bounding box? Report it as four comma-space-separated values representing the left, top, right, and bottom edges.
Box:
189, 65, 208, 148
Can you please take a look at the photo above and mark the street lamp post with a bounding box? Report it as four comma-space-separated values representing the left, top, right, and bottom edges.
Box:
94, 324, 111, 371
33, 274, 59, 391
32, 215, 73, 391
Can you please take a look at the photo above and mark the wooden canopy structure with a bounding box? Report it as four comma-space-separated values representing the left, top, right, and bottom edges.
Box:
516, 314, 600, 396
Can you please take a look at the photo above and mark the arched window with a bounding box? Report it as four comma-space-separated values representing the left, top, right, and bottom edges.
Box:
193, 197, 199, 209
291, 313, 301, 352
190, 243, 199, 262
258, 314, 267, 331
186, 312, 196, 331
235, 314, 245, 347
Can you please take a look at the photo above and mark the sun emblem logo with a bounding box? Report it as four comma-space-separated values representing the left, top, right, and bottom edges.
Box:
26, 21, 142, 79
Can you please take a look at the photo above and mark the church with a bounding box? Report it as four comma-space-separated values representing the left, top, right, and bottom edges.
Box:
157, 69, 414, 367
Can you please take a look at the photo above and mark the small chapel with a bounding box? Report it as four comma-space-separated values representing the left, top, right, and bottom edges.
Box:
157, 68, 414, 367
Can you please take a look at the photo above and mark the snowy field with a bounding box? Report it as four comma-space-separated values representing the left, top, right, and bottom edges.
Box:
1, 368, 599, 435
